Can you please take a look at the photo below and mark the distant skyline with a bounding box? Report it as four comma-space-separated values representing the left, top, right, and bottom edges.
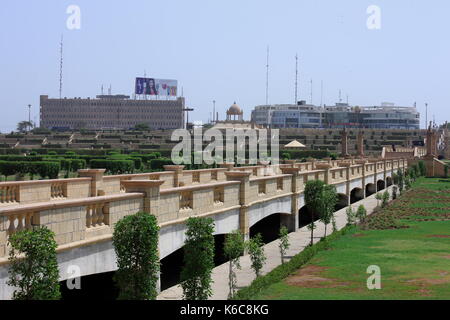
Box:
1, 0, 448, 132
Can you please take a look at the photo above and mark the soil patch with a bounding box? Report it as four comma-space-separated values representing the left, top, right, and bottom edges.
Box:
285, 265, 349, 288
352, 233, 366, 238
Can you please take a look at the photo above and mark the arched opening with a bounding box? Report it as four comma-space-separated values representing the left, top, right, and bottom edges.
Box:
377, 180, 385, 191
60, 271, 118, 300
298, 205, 320, 229
160, 247, 184, 291
350, 188, 364, 204
386, 177, 393, 187
213, 233, 227, 266
335, 193, 349, 211
250, 213, 282, 244
365, 183, 376, 197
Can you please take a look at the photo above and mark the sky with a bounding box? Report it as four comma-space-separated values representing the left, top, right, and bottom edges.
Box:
0, 0, 449, 132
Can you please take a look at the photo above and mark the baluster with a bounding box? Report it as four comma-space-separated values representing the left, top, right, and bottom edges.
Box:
25, 212, 33, 230
6, 186, 11, 202
91, 204, 98, 226
16, 213, 24, 232
86, 205, 92, 228
1, 187, 4, 203
8, 215, 16, 235
97, 203, 104, 226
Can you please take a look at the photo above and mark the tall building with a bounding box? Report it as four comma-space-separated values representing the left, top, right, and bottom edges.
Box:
251, 101, 420, 129
40, 95, 185, 130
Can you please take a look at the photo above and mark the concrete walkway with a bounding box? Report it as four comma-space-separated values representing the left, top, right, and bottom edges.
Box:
157, 186, 395, 300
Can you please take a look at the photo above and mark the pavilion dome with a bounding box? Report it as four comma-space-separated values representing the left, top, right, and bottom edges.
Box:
227, 102, 243, 115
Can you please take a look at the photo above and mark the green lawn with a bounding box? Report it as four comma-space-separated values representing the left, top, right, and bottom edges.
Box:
255, 178, 450, 300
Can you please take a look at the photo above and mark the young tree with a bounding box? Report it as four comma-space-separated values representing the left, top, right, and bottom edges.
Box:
392, 186, 398, 199
7, 226, 61, 300
112, 212, 160, 300
304, 180, 325, 246
375, 192, 383, 207
382, 191, 390, 207
318, 185, 338, 238
345, 206, 356, 226
418, 160, 426, 177
224, 230, 245, 299
397, 169, 404, 193
356, 205, 367, 224
246, 233, 266, 278
278, 226, 290, 264
181, 217, 215, 300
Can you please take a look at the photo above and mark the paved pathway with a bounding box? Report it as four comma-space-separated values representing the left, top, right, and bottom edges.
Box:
157, 186, 394, 300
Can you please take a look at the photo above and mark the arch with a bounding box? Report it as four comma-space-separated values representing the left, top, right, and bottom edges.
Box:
377, 179, 385, 191
365, 183, 376, 197
350, 187, 364, 204
298, 205, 320, 228
335, 193, 349, 211
386, 176, 393, 187
60, 271, 118, 300
249, 212, 283, 244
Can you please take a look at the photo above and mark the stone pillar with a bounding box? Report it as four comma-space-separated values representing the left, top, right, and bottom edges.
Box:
219, 162, 235, 171
280, 167, 301, 232
225, 171, 251, 240
121, 180, 164, 218
357, 131, 364, 158
355, 159, 367, 198
78, 169, 105, 196
341, 128, 349, 157
163, 165, 184, 187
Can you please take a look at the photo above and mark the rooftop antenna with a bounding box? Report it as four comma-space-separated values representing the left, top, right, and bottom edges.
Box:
425, 103, 428, 129
101, 84, 104, 95
265, 45, 269, 105
310, 79, 313, 104
346, 94, 349, 105
339, 89, 342, 103
320, 80, 323, 107
108, 84, 112, 95
294, 54, 298, 104
59, 34, 63, 99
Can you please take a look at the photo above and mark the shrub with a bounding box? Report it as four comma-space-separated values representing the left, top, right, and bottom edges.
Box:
7, 226, 60, 300
112, 212, 160, 300
278, 226, 290, 264
418, 160, 426, 176
224, 230, 245, 299
304, 180, 325, 246
382, 191, 390, 207
90, 159, 134, 174
181, 217, 215, 300
149, 158, 173, 170
345, 206, 356, 226
356, 205, 367, 224
247, 233, 266, 278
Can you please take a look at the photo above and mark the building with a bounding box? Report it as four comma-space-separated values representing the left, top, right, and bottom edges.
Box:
40, 95, 185, 130
212, 102, 262, 130
251, 101, 420, 130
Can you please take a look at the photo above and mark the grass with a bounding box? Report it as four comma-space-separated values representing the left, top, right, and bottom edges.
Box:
253, 177, 450, 300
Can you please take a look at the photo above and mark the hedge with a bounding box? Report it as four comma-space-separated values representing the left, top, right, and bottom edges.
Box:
279, 150, 331, 160
89, 159, 134, 174
231, 225, 354, 300
0, 161, 61, 179
149, 158, 173, 170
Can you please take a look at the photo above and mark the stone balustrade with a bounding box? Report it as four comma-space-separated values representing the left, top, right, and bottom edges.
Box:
0, 158, 408, 260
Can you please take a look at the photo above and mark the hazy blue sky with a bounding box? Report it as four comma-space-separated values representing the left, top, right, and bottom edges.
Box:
0, 0, 448, 132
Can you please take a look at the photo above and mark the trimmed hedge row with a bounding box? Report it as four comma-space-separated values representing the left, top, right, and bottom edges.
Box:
231, 225, 354, 300
90, 159, 134, 174
0, 161, 61, 179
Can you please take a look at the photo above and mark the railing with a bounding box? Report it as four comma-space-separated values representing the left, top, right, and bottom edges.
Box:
0, 185, 19, 204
